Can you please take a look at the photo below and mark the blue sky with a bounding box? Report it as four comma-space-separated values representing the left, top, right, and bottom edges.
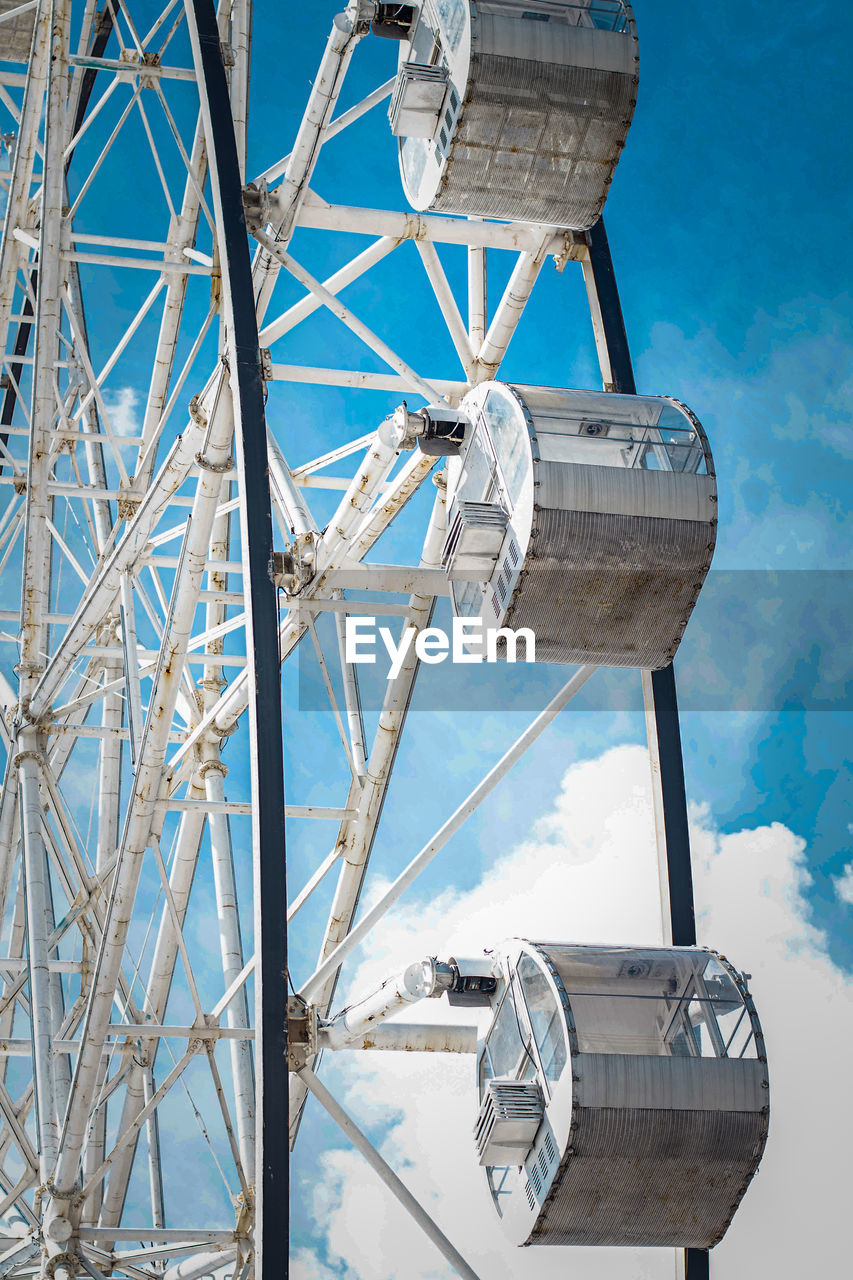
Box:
254, 0, 852, 973
249, 2, 852, 1273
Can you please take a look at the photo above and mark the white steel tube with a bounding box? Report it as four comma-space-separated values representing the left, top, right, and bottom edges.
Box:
299, 1066, 482, 1280
269, 363, 469, 402
297, 190, 568, 255
468, 232, 487, 348
202, 760, 255, 1175
321, 959, 441, 1050
288, 479, 448, 1136
141, 1067, 165, 1231
300, 665, 597, 1002
271, 8, 360, 247
320, 414, 410, 565
415, 240, 475, 379
319, 1023, 478, 1053
162, 1250, 238, 1280
136, 118, 209, 485
229, 0, 251, 180
17, 747, 58, 1176
475, 243, 549, 378
266, 431, 317, 542
335, 610, 366, 779
55, 391, 238, 1189
0, 0, 50, 355
0, 763, 20, 932
118, 574, 143, 766
252, 228, 442, 405
258, 234, 400, 348
97, 793, 207, 1230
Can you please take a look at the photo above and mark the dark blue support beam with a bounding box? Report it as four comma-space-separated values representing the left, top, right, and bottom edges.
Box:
184, 4, 288, 1276
584, 215, 705, 1273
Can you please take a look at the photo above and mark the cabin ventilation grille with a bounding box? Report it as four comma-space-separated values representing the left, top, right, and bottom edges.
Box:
475, 1080, 543, 1167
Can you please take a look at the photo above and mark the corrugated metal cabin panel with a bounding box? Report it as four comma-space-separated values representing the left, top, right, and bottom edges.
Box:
577, 1053, 767, 1112
531, 1106, 768, 1247
432, 54, 637, 227
505, 508, 713, 668
536, 461, 717, 524
0, 0, 35, 61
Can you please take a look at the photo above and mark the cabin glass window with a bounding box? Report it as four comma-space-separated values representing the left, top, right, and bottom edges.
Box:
435, 0, 466, 50
480, 984, 530, 1089
546, 947, 756, 1059
484, 390, 530, 508
458, 423, 500, 505
401, 138, 428, 192
517, 955, 567, 1085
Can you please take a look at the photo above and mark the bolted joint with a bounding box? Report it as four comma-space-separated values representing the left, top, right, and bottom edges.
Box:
195, 451, 235, 475
44, 1252, 79, 1279
242, 179, 270, 231
287, 994, 317, 1071
117, 483, 142, 521
272, 541, 316, 593
272, 549, 296, 591
189, 393, 208, 427
198, 759, 228, 782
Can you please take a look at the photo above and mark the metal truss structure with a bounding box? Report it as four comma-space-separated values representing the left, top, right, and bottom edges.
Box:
0, 2, 711, 1278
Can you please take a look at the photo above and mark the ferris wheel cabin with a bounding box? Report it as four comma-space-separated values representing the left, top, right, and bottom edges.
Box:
476, 942, 769, 1247
432, 382, 717, 668
387, 0, 639, 227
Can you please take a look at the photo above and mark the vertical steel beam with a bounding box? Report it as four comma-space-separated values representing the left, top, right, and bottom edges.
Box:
184, 4, 288, 1277
583, 216, 705, 1275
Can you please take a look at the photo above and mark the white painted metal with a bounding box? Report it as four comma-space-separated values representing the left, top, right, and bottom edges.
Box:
0, 0, 696, 1275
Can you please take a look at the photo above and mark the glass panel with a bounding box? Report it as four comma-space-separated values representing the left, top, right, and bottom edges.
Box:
401, 137, 428, 193
457, 423, 500, 504
484, 390, 530, 510
571, 991, 674, 1055
451, 577, 484, 619
435, 0, 467, 51
530, 396, 706, 475
517, 954, 567, 1085
543, 946, 755, 1059
476, 2, 630, 34
722, 1009, 756, 1059
411, 11, 440, 63
483, 986, 530, 1082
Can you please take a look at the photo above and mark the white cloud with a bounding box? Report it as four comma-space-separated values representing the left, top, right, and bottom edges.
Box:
103, 385, 141, 437
835, 863, 853, 906
295, 745, 853, 1279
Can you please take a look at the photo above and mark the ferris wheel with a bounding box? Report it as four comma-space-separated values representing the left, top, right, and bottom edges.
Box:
0, 2, 769, 1279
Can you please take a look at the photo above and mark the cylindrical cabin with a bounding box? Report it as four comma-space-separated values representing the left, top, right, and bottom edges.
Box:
475, 942, 769, 1247
441, 382, 717, 668
389, 0, 639, 227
